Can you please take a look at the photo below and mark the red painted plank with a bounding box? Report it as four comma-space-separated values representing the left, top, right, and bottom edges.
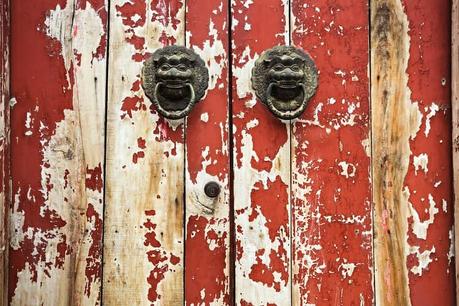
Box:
401, 1, 454, 304
0, 0, 9, 303
185, 0, 231, 304
291, 1, 373, 304
453, 0, 459, 302
231, 0, 292, 304
9, 0, 107, 304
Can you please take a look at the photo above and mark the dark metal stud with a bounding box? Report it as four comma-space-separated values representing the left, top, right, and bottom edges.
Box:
204, 181, 220, 198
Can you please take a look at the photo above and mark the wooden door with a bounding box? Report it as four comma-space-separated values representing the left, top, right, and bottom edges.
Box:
4, 0, 455, 305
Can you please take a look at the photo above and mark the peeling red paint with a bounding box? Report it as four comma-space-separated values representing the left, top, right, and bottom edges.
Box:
120, 79, 146, 119
84, 203, 102, 298
185, 216, 229, 304
86, 164, 103, 192
144, 210, 180, 303
232, 0, 291, 304
185, 0, 230, 304
9, 0, 106, 303
290, 0, 372, 304
401, 1, 455, 304
150, 0, 183, 45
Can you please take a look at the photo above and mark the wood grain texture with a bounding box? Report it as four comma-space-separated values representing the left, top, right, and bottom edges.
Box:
9, 0, 107, 304
0, 0, 9, 304
185, 0, 231, 304
291, 1, 373, 304
453, 0, 459, 302
102, 0, 185, 304
372, 0, 454, 305
231, 0, 292, 304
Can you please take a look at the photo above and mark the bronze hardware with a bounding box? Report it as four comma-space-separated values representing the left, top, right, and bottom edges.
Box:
251, 45, 318, 120
142, 46, 209, 119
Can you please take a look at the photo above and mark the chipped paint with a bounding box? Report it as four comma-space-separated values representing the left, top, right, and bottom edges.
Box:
0, 0, 9, 303
103, 0, 187, 304
291, 0, 373, 304
372, 0, 454, 305
184, 1, 230, 303
232, 0, 291, 304
9, 0, 107, 304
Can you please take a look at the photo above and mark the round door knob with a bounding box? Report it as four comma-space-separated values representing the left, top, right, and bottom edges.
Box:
204, 182, 220, 198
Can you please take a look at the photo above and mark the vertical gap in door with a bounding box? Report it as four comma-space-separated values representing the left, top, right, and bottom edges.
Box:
368, 1, 376, 303
183, 1, 188, 305
228, 0, 235, 304
100, 0, 112, 303
287, 0, 293, 304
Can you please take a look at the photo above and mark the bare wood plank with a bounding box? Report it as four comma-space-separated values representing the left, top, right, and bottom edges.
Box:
453, 0, 459, 303
185, 0, 231, 304
9, 0, 108, 304
372, 0, 454, 305
290, 0, 373, 304
0, 0, 9, 304
232, 0, 292, 304
102, 0, 185, 304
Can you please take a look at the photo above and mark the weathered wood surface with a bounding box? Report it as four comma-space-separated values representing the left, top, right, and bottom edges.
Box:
185, 0, 231, 304
103, 1, 231, 304
9, 0, 107, 304
232, 0, 292, 304
0, 0, 9, 304
291, 0, 373, 304
102, 0, 185, 304
4, 0, 456, 305
453, 0, 459, 303
372, 0, 454, 305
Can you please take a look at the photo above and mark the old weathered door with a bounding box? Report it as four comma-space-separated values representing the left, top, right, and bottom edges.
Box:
5, 0, 455, 305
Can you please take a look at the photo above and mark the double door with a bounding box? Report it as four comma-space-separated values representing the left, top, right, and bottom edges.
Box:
7, 0, 454, 305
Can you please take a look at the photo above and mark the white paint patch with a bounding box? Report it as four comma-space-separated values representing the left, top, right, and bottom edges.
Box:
409, 194, 439, 240
448, 228, 455, 265
424, 103, 439, 137
409, 246, 435, 276
409, 102, 423, 140
338, 161, 356, 179
442, 199, 448, 213
190, 19, 227, 91
232, 46, 257, 107
339, 262, 357, 279
200, 112, 209, 123
413, 153, 428, 175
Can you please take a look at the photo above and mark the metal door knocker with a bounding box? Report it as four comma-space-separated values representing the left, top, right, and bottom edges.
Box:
142, 46, 209, 119
251, 46, 318, 120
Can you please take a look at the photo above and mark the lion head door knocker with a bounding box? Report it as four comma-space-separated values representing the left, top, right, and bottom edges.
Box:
251, 46, 318, 120
142, 46, 209, 119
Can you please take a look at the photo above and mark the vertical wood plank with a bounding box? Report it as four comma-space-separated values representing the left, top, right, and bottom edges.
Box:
453, 0, 459, 302
372, 0, 454, 305
9, 0, 108, 304
0, 0, 9, 304
102, 0, 185, 304
291, 1, 373, 305
185, 0, 231, 304
231, 0, 292, 304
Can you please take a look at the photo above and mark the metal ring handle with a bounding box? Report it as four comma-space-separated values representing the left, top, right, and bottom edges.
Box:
251, 45, 318, 120
152, 82, 196, 120
142, 45, 209, 120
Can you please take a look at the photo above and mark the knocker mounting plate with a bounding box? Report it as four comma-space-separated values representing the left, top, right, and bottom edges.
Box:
142, 46, 209, 120
251, 45, 318, 120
